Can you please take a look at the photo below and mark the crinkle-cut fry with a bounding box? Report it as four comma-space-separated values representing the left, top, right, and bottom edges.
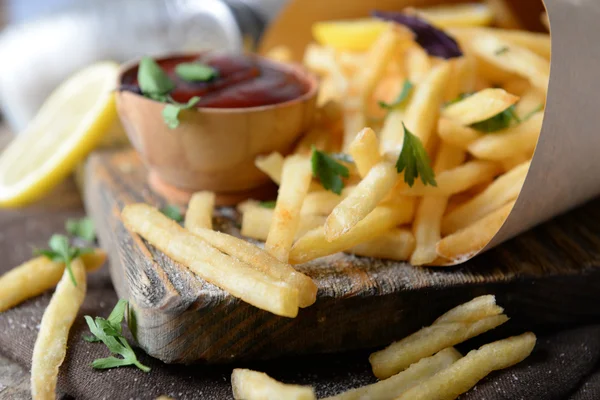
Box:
379, 107, 407, 155
370, 314, 508, 380
301, 186, 354, 216
471, 35, 550, 94
410, 143, 466, 266
395, 333, 537, 400
442, 162, 529, 235
266, 156, 313, 262
404, 62, 452, 149
295, 127, 332, 155
324, 347, 462, 400
437, 118, 483, 149
442, 88, 519, 126
325, 161, 397, 241
188, 226, 317, 308
0, 250, 105, 312
184, 191, 215, 231
468, 112, 543, 161
347, 228, 415, 261
31, 258, 86, 400
123, 204, 299, 317
231, 369, 316, 400
265, 45, 293, 63
412, 2, 494, 28
241, 206, 326, 242
396, 160, 501, 197
348, 127, 382, 177
437, 200, 515, 261
434, 295, 504, 324
255, 152, 284, 185
405, 46, 431, 85
290, 202, 415, 265
485, 0, 522, 29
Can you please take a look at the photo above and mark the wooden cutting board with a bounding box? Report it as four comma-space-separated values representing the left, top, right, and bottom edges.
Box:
85, 148, 600, 364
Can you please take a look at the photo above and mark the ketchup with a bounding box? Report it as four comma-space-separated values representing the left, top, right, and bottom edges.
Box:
123, 53, 310, 108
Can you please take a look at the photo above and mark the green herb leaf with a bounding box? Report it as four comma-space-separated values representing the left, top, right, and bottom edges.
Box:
160, 205, 183, 222
36, 234, 80, 286
175, 62, 218, 82
495, 46, 510, 55
107, 299, 128, 332
162, 96, 201, 129
396, 123, 436, 187
311, 147, 350, 195
65, 217, 96, 242
378, 80, 414, 109
137, 57, 175, 96
470, 105, 520, 133
259, 201, 277, 209
329, 153, 354, 163
83, 334, 101, 343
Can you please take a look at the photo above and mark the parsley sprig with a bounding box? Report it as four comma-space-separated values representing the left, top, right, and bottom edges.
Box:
160, 204, 183, 222
65, 217, 96, 242
84, 300, 150, 372
311, 148, 350, 195
378, 80, 414, 110
34, 235, 92, 286
470, 105, 520, 132
259, 200, 277, 209
396, 123, 436, 187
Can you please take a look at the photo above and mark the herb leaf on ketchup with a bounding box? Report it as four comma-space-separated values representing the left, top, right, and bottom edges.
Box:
372, 11, 462, 59
379, 80, 414, 110
162, 96, 201, 129
137, 57, 175, 97
311, 148, 350, 195
176, 62, 218, 82
396, 123, 436, 187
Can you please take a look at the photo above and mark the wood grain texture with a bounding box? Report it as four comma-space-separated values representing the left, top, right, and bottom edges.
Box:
85, 149, 600, 364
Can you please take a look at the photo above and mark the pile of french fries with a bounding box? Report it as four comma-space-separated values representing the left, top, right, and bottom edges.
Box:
259, 1, 550, 266
231, 295, 537, 400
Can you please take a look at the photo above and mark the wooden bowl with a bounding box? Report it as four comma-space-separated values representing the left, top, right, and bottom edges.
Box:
116, 53, 318, 204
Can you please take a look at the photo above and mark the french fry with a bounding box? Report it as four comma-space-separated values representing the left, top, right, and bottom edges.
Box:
311, 19, 390, 52
437, 200, 515, 261
369, 295, 507, 379
188, 227, 317, 308
348, 127, 382, 177
255, 152, 284, 185
347, 228, 415, 261
31, 258, 87, 400
303, 43, 337, 76
450, 27, 551, 59
437, 118, 483, 149
442, 162, 529, 235
515, 88, 546, 119
241, 206, 326, 242
443, 56, 476, 103
441, 88, 519, 126
379, 108, 407, 155
231, 369, 316, 400
123, 204, 299, 317
324, 347, 462, 400
471, 35, 550, 94
295, 127, 331, 155
301, 186, 354, 215
468, 112, 543, 161
290, 203, 415, 265
325, 161, 398, 241
266, 156, 313, 262
405, 46, 431, 85
412, 3, 494, 28
434, 295, 504, 324
500, 152, 532, 172
0, 250, 105, 312
485, 0, 522, 29
184, 191, 215, 231
395, 333, 537, 400
265, 45, 293, 63
503, 78, 531, 96
342, 104, 366, 151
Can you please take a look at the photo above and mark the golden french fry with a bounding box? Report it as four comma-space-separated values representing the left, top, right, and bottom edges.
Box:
442, 162, 529, 235
348, 127, 382, 177
265, 45, 293, 63
442, 88, 519, 126
500, 152, 532, 172
184, 191, 215, 231
485, 0, 522, 29
325, 161, 398, 241
301, 186, 354, 216
443, 56, 476, 103
266, 156, 313, 262
255, 152, 284, 185
303, 43, 337, 76
503, 78, 531, 96
232, 369, 316, 400
471, 35, 550, 93
468, 112, 543, 161
379, 108, 407, 155
295, 127, 332, 155
450, 27, 551, 59
437, 118, 483, 149
405, 46, 431, 85
31, 259, 87, 400
123, 204, 299, 317
324, 347, 462, 400
347, 228, 415, 261
188, 227, 317, 308
413, 2, 494, 28
241, 206, 326, 242
437, 200, 515, 261
342, 103, 366, 151
370, 295, 507, 379
396, 333, 536, 400
0, 250, 105, 312
290, 203, 415, 265
515, 88, 545, 120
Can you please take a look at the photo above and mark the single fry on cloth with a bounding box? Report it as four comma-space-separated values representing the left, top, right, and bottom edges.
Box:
434, 295, 504, 324
437, 200, 516, 261
324, 347, 461, 400
0, 250, 105, 312
441, 88, 519, 126
123, 204, 299, 317
266, 156, 313, 262
188, 226, 317, 308
290, 202, 416, 265
412, 2, 494, 28
442, 161, 529, 235
348, 228, 415, 261
184, 191, 215, 231
31, 258, 87, 400
348, 127, 383, 177
241, 206, 326, 242
395, 333, 536, 400
437, 118, 483, 149
231, 368, 316, 400
255, 152, 284, 185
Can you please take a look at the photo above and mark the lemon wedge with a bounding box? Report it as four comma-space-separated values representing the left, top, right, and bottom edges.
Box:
0, 61, 120, 207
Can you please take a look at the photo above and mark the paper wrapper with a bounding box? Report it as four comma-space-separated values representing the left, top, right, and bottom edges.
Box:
259, 0, 600, 260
